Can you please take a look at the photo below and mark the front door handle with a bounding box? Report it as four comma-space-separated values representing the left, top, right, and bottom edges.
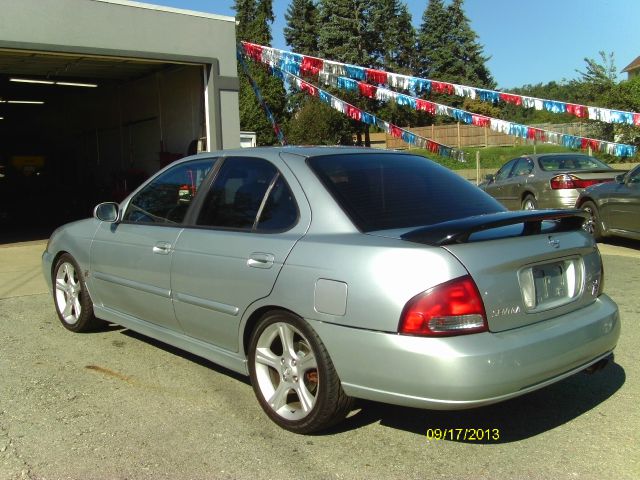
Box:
247, 252, 275, 269
152, 242, 172, 255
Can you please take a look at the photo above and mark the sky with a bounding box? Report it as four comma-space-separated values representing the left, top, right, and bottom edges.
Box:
144, 0, 640, 89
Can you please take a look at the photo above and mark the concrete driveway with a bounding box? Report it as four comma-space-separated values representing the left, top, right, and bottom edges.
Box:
1, 238, 638, 480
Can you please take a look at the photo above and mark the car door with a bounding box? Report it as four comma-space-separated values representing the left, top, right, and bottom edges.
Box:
170, 156, 310, 352
483, 158, 518, 208
603, 166, 640, 234
90, 158, 216, 331
502, 157, 534, 209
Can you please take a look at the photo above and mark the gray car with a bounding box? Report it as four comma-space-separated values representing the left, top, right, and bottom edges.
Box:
482, 153, 624, 210
42, 147, 619, 433
577, 164, 640, 240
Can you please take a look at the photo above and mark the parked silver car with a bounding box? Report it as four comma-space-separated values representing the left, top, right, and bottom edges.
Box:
481, 153, 624, 210
577, 164, 640, 240
43, 147, 619, 433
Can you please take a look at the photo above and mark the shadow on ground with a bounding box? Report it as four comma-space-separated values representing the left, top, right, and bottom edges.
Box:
329, 362, 625, 442
599, 237, 640, 250
109, 322, 625, 442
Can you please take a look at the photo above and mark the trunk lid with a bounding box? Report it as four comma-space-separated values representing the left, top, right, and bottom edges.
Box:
442, 232, 602, 332
369, 210, 604, 332
565, 169, 626, 179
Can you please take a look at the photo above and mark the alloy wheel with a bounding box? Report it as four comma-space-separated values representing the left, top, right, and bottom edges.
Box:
55, 262, 82, 325
253, 321, 319, 421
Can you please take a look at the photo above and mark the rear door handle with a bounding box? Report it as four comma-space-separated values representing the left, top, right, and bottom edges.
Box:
152, 242, 172, 255
247, 252, 275, 269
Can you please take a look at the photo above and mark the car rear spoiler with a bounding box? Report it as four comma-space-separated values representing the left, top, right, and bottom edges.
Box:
401, 210, 588, 246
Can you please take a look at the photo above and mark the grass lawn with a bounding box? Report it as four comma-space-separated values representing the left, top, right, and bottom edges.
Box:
409, 144, 638, 170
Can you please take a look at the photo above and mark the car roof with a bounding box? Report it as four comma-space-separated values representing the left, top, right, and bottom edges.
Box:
525, 152, 593, 160
187, 146, 418, 162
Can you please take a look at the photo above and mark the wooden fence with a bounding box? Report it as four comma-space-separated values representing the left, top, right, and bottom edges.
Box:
380, 122, 601, 150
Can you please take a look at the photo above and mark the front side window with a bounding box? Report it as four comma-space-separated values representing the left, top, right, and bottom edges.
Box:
196, 157, 298, 232
495, 159, 518, 181
627, 166, 640, 184
308, 153, 505, 232
123, 159, 214, 224
512, 158, 534, 177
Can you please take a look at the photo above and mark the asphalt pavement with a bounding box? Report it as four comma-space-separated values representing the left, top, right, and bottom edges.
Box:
0, 239, 639, 480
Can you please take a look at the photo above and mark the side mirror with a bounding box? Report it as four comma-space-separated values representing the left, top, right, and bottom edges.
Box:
615, 174, 626, 184
485, 174, 495, 183
94, 202, 120, 223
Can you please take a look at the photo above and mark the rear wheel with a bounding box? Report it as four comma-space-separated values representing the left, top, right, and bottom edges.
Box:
580, 200, 603, 240
522, 194, 537, 210
248, 310, 354, 434
53, 254, 101, 332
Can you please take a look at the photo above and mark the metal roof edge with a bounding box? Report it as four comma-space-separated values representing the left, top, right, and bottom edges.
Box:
92, 0, 236, 23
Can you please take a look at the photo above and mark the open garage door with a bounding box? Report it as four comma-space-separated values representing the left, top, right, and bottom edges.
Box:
0, 49, 208, 241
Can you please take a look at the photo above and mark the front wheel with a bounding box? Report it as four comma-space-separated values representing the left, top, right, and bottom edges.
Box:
248, 310, 354, 434
580, 200, 603, 241
53, 254, 101, 332
522, 194, 538, 210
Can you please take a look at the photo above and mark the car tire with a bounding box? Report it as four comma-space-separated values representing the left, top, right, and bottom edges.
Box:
248, 310, 354, 434
53, 254, 101, 332
522, 194, 538, 210
580, 200, 603, 241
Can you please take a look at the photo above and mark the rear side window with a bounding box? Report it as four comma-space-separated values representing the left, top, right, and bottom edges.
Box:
538, 155, 610, 171
196, 157, 298, 232
308, 153, 505, 232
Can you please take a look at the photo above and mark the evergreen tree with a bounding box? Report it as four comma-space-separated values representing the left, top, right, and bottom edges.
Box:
371, 0, 416, 74
234, 0, 287, 145
317, 0, 376, 66
284, 0, 319, 56
371, 1, 419, 128
416, 0, 450, 79
447, 0, 494, 88
417, 0, 494, 88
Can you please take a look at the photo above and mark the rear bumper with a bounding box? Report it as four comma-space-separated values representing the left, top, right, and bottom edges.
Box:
537, 189, 580, 209
310, 295, 619, 409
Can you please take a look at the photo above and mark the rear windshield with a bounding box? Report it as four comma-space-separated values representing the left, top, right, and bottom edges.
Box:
308, 153, 505, 232
538, 155, 610, 171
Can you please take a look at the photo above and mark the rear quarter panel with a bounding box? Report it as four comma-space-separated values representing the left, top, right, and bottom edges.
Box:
262, 233, 468, 333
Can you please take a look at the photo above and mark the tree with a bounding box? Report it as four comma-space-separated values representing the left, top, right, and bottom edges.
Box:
571, 51, 618, 105
284, 0, 319, 56
606, 76, 640, 146
417, 0, 494, 88
234, 0, 287, 145
415, 0, 450, 80
370, 0, 416, 74
317, 0, 376, 66
285, 97, 353, 145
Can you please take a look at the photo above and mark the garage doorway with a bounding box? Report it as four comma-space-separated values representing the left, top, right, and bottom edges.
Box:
0, 49, 207, 242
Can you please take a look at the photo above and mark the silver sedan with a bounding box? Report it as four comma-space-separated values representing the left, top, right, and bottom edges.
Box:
42, 147, 619, 433
482, 153, 624, 210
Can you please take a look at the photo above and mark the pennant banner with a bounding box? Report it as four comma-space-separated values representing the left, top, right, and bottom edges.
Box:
265, 64, 467, 161
242, 41, 640, 129
243, 43, 637, 158
236, 46, 287, 145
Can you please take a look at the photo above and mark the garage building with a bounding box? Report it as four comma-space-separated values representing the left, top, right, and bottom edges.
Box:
0, 0, 240, 235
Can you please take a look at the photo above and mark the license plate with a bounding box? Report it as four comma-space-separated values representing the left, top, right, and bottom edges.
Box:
532, 262, 568, 305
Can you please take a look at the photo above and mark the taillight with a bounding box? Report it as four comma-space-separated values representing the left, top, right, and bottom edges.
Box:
550, 174, 610, 189
398, 275, 488, 336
